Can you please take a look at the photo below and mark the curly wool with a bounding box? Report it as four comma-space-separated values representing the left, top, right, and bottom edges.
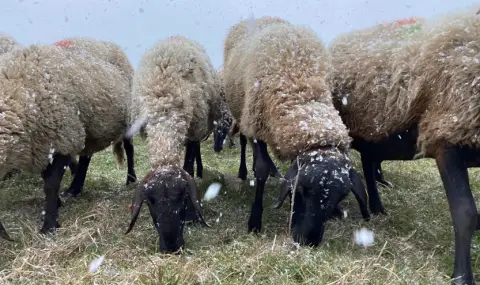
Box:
330, 8, 480, 154
0, 34, 21, 55
0, 44, 130, 178
130, 35, 223, 167
53, 37, 134, 85
224, 20, 351, 161
223, 16, 288, 67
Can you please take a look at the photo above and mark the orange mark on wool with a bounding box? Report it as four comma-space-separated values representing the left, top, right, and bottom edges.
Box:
53, 39, 74, 48
390, 17, 424, 26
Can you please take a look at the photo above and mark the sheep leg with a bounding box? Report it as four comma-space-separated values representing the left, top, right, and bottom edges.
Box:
265, 152, 282, 178
62, 155, 92, 200
435, 146, 476, 285
360, 153, 387, 215
374, 161, 393, 188
183, 140, 196, 177
68, 157, 78, 177
248, 139, 270, 233
183, 141, 199, 223
123, 138, 137, 185
40, 154, 70, 234
238, 134, 248, 180
228, 134, 236, 148
194, 141, 203, 179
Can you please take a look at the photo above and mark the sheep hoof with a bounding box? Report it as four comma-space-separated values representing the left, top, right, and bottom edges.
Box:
247, 219, 262, 233
371, 207, 387, 216
39, 222, 60, 235
126, 174, 137, 185
237, 173, 247, 181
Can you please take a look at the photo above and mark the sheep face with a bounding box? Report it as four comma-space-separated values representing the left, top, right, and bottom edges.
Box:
213, 118, 230, 152
126, 166, 210, 254
274, 150, 352, 246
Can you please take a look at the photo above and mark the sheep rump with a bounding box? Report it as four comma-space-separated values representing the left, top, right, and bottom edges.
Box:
329, 9, 480, 154
0, 44, 130, 178
224, 20, 351, 161
129, 35, 223, 167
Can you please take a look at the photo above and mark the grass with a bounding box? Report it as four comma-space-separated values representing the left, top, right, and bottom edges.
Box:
0, 136, 479, 284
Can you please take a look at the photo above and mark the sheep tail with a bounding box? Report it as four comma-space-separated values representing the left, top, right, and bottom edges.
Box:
113, 140, 125, 169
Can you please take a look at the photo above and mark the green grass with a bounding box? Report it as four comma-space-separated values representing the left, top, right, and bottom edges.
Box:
0, 136, 479, 284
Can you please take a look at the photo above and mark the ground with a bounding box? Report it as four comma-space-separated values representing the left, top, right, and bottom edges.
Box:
0, 136, 479, 284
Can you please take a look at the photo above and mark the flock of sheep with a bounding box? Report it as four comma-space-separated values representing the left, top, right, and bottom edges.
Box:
0, 6, 479, 285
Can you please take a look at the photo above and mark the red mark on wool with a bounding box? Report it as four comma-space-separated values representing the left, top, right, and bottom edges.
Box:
53, 39, 74, 48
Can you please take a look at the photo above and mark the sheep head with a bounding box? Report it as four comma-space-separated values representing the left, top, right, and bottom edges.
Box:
273, 148, 356, 247
126, 165, 210, 254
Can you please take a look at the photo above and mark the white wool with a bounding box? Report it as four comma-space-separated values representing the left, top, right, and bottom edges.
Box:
203, 182, 222, 201
354, 227, 374, 248
88, 255, 105, 273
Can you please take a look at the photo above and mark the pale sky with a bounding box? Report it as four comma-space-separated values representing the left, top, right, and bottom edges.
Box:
0, 0, 477, 69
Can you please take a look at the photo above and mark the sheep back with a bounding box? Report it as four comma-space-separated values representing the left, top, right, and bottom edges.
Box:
224, 21, 351, 161
223, 16, 288, 66
53, 37, 134, 86
329, 17, 425, 142
0, 34, 21, 55
412, 9, 480, 153
0, 44, 129, 177
131, 35, 222, 167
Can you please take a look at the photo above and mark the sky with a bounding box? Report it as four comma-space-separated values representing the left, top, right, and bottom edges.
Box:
0, 0, 478, 69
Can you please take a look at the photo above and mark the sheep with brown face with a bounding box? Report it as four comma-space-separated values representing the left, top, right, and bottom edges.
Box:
329, 9, 480, 284
223, 17, 370, 246
125, 35, 223, 253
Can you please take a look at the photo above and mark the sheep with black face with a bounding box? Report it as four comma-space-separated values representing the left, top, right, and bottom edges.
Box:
223, 17, 370, 246
126, 35, 223, 253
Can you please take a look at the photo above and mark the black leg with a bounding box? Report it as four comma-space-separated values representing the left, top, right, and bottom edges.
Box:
238, 134, 248, 180
183, 140, 195, 177
184, 141, 199, 223
374, 161, 393, 188
194, 141, 203, 179
360, 153, 386, 215
62, 155, 92, 200
123, 138, 137, 185
228, 134, 236, 148
248, 139, 270, 233
477, 213, 480, 230
436, 146, 476, 285
265, 151, 282, 178
68, 157, 78, 177
40, 154, 70, 234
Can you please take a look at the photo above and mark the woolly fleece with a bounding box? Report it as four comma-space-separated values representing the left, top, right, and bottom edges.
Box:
130, 35, 223, 167
0, 44, 130, 178
329, 8, 480, 154
223, 20, 351, 161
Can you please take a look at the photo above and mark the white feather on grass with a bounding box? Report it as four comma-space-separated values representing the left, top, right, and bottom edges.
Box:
88, 255, 105, 273
203, 183, 222, 201
354, 228, 374, 248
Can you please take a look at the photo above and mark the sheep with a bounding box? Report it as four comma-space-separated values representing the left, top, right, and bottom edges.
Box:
212, 68, 237, 152
0, 42, 133, 238
52, 37, 137, 194
223, 17, 370, 246
125, 35, 224, 253
329, 9, 480, 284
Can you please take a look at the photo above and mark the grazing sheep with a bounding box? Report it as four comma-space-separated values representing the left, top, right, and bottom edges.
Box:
53, 37, 137, 194
212, 68, 237, 152
329, 10, 480, 284
223, 17, 370, 245
0, 43, 132, 237
125, 35, 223, 253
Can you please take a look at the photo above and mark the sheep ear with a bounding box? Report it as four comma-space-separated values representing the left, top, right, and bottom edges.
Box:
0, 221, 13, 241
125, 185, 144, 234
182, 170, 211, 228
349, 168, 371, 221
